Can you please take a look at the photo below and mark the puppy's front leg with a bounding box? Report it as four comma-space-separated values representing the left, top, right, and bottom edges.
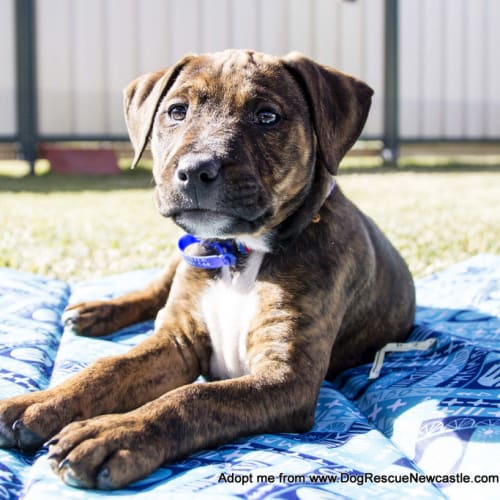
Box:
46, 373, 315, 489
46, 317, 337, 490
64, 253, 181, 337
0, 312, 208, 451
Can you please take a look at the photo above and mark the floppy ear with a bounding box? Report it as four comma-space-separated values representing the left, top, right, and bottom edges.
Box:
282, 52, 373, 175
123, 55, 194, 168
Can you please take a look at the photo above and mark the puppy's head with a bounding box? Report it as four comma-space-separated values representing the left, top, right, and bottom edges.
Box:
124, 50, 372, 244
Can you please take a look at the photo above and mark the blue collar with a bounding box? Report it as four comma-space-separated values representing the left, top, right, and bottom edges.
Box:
178, 234, 252, 269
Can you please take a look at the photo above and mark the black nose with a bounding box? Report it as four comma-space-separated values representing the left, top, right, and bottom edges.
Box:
176, 155, 221, 188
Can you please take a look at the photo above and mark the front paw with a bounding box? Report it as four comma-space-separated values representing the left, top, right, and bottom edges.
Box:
0, 393, 62, 450
47, 414, 166, 490
63, 302, 122, 337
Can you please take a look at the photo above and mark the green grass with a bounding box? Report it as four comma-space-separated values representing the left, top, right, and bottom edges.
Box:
1, 160, 499, 281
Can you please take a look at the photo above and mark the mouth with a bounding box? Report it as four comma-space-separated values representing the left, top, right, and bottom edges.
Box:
154, 184, 273, 238
169, 208, 272, 239
172, 209, 235, 237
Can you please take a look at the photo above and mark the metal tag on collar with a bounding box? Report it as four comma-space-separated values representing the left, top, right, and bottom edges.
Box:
178, 234, 239, 269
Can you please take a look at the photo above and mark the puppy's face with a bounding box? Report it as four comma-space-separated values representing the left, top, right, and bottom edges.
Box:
124, 50, 373, 242
151, 51, 315, 240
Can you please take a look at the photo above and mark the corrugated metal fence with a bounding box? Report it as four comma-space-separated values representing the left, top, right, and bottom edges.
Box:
400, 0, 500, 140
0, 0, 15, 138
1, 0, 499, 167
34, 0, 385, 139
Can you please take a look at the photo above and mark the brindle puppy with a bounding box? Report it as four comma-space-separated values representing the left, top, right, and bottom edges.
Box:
0, 50, 415, 489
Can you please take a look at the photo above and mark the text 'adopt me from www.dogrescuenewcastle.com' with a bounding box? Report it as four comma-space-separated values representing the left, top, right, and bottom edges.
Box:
217, 471, 500, 487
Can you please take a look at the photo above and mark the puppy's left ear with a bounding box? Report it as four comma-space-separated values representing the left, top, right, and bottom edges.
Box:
283, 52, 373, 175
123, 55, 194, 168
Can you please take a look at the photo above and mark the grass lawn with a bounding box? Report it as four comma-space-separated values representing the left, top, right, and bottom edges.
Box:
0, 160, 499, 281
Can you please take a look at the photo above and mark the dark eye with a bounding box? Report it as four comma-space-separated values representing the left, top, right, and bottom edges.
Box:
257, 110, 280, 125
168, 104, 188, 121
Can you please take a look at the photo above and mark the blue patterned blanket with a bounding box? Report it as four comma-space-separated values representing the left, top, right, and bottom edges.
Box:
0, 255, 499, 499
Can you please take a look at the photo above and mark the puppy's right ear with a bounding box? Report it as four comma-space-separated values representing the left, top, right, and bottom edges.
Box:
123, 55, 194, 168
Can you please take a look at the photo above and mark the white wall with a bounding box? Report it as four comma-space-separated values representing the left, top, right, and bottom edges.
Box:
1, 0, 499, 140
400, 0, 500, 139
0, 0, 16, 136
34, 0, 384, 137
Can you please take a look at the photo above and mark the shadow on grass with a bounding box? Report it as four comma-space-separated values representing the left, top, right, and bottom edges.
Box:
0, 166, 155, 193
1, 162, 500, 193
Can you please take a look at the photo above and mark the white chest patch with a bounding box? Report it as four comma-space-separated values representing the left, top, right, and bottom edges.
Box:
201, 251, 264, 380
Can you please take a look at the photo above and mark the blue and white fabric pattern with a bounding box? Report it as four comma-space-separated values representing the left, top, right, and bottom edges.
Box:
0, 255, 499, 499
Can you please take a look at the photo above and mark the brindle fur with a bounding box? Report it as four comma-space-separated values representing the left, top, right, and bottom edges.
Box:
0, 50, 415, 490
